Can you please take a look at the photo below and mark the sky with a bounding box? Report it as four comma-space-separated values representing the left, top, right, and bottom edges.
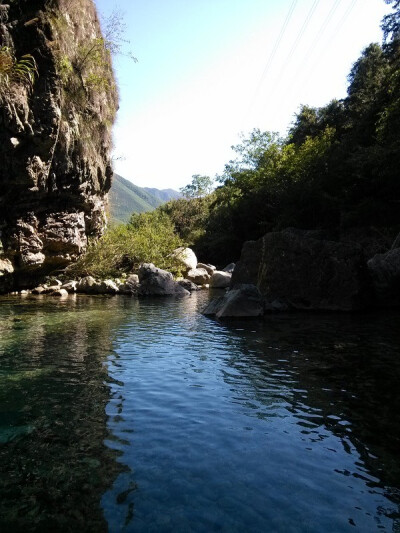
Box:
93, 0, 389, 190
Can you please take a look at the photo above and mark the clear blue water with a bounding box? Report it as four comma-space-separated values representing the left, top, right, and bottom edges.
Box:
0, 292, 400, 532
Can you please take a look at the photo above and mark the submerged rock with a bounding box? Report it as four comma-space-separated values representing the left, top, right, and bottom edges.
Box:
137, 263, 189, 296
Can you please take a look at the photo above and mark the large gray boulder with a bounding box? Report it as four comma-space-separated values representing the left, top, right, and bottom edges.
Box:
137, 263, 189, 296
231, 228, 371, 311
203, 284, 263, 318
210, 271, 231, 289
178, 279, 200, 292
76, 276, 97, 294
367, 239, 400, 307
197, 263, 216, 275
186, 268, 210, 285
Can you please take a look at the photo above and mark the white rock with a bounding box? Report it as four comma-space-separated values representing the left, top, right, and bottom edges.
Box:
172, 247, 197, 271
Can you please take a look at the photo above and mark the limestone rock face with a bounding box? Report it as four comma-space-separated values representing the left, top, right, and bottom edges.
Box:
0, 0, 117, 291
137, 263, 189, 296
232, 229, 371, 311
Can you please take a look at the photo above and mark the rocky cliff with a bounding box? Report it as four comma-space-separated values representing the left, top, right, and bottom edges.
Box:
0, 0, 117, 292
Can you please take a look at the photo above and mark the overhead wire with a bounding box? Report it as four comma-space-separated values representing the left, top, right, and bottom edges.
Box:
279, 0, 343, 112
301, 0, 358, 86
241, 0, 298, 129
259, 0, 321, 118
275, 0, 321, 82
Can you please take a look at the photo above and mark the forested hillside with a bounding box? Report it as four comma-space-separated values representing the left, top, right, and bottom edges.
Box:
109, 174, 180, 223
160, 0, 400, 264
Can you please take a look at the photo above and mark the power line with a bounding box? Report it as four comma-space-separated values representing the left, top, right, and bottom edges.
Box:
257, 0, 298, 90
302, 0, 358, 85
279, 0, 320, 73
242, 0, 298, 129
260, 0, 321, 117
281, 0, 342, 106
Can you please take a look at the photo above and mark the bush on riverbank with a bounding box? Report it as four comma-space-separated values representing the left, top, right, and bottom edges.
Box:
67, 211, 184, 278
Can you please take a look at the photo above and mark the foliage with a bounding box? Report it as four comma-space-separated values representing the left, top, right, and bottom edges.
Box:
187, 3, 400, 265
68, 211, 184, 279
0, 46, 38, 90
180, 174, 214, 198
158, 193, 215, 245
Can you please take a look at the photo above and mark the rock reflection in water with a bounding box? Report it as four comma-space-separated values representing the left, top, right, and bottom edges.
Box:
0, 295, 130, 532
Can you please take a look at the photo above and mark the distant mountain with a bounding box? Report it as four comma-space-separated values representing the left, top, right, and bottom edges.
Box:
108, 174, 180, 223
143, 187, 181, 205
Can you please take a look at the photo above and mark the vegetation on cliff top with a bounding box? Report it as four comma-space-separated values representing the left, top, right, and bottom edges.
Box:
154, 0, 400, 265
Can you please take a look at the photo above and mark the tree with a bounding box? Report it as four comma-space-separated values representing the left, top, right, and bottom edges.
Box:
180, 174, 213, 198
381, 0, 400, 43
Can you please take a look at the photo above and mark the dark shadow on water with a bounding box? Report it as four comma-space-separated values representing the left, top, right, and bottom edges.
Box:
216, 310, 400, 528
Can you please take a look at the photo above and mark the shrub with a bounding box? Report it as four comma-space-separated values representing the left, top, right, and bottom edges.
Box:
68, 211, 184, 279
0, 46, 38, 90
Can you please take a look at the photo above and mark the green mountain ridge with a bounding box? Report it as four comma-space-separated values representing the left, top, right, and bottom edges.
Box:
109, 174, 180, 223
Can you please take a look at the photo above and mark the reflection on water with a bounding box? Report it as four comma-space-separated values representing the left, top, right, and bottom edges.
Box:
0, 295, 130, 532
1, 293, 400, 532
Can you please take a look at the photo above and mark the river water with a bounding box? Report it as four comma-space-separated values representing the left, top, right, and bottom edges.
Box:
0, 292, 399, 532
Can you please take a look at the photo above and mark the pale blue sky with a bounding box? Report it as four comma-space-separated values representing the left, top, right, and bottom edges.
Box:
94, 0, 388, 190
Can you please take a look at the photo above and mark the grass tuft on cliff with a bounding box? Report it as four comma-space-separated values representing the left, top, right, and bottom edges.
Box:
67, 211, 184, 279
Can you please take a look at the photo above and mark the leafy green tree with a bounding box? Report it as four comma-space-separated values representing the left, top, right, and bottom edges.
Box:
381, 0, 400, 42
180, 174, 213, 198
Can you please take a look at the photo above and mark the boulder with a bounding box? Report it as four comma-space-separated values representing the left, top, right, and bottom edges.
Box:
232, 228, 371, 311
367, 246, 400, 307
0, 259, 14, 276
172, 247, 197, 272
137, 263, 189, 296
178, 279, 200, 292
210, 271, 232, 289
197, 263, 216, 275
222, 263, 236, 273
32, 286, 46, 295
97, 280, 119, 294
203, 284, 264, 318
186, 268, 210, 285
50, 288, 68, 297
76, 276, 97, 294
61, 280, 78, 293
119, 274, 139, 295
